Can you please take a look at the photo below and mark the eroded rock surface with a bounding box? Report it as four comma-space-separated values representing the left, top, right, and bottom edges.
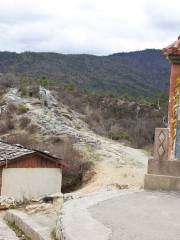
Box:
2, 88, 149, 192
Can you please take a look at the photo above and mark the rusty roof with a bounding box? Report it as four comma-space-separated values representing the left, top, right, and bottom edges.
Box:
163, 36, 180, 56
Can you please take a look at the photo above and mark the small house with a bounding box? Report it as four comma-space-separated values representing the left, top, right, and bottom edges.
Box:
0, 141, 65, 201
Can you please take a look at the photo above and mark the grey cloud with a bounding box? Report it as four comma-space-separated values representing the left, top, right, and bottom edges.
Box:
143, 1, 180, 32
0, 0, 179, 55
0, 10, 48, 25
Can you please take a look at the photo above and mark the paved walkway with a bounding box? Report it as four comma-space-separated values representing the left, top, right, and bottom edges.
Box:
0, 218, 18, 240
89, 191, 180, 240
56, 189, 141, 240
57, 190, 180, 240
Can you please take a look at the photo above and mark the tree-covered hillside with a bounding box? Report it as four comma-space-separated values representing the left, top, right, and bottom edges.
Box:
0, 49, 170, 96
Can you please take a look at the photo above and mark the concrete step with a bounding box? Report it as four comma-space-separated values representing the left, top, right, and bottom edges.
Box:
0, 218, 19, 240
4, 210, 51, 240
148, 158, 180, 177
144, 173, 180, 191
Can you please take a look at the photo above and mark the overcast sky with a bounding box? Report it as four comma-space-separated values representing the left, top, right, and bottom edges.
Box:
0, 0, 179, 55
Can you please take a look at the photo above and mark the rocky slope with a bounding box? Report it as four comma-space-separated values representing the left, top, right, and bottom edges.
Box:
0, 88, 149, 192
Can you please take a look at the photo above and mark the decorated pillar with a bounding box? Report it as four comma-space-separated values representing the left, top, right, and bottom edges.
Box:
163, 36, 180, 160
144, 36, 180, 191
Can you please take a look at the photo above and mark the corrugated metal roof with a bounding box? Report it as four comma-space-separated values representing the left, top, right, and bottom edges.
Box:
0, 141, 34, 161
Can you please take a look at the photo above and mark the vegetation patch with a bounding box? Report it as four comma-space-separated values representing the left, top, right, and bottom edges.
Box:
27, 123, 39, 134
18, 104, 29, 114
108, 131, 131, 141
51, 229, 58, 240
0, 50, 170, 96
6, 220, 31, 240
59, 138, 95, 192
19, 116, 31, 129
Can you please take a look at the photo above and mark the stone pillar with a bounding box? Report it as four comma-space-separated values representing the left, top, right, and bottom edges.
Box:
144, 36, 180, 191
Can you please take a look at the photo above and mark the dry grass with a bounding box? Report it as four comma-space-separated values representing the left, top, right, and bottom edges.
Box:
19, 116, 31, 129
39, 137, 95, 193
3, 132, 37, 147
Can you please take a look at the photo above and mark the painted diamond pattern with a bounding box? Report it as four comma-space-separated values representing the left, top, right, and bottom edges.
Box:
158, 145, 165, 156
159, 132, 165, 143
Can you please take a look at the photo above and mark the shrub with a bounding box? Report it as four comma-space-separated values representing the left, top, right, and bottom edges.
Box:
108, 131, 130, 141
6, 103, 18, 115
19, 85, 40, 98
28, 85, 39, 97
31, 137, 94, 192
0, 118, 15, 134
19, 85, 28, 97
0, 73, 19, 89
56, 138, 85, 192
0, 121, 8, 134
19, 116, 31, 129
3, 132, 36, 147
18, 104, 29, 114
85, 109, 107, 136
6, 118, 15, 130
81, 161, 96, 183
27, 124, 39, 134
57, 138, 94, 192
47, 136, 63, 143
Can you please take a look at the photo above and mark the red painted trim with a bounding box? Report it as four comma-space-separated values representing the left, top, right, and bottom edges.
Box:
168, 64, 176, 159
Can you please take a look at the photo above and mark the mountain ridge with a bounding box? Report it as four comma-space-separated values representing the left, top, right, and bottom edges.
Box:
0, 49, 170, 96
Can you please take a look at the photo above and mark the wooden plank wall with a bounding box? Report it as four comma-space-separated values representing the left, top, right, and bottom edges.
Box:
6, 154, 58, 168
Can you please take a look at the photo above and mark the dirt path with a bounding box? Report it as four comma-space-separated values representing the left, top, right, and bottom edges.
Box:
78, 137, 149, 193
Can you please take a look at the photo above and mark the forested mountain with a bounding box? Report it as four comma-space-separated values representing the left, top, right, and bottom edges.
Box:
0, 49, 170, 96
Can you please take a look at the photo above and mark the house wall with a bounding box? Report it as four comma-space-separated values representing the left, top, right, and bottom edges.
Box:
1, 168, 62, 201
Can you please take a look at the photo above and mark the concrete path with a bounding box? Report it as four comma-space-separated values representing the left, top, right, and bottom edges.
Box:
56, 189, 142, 240
5, 210, 51, 240
0, 218, 19, 240
57, 190, 180, 240
89, 191, 180, 240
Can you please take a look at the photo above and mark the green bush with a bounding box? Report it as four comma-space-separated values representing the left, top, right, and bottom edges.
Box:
18, 104, 29, 114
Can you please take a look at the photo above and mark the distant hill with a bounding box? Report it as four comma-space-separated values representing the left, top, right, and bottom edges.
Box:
0, 49, 170, 96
